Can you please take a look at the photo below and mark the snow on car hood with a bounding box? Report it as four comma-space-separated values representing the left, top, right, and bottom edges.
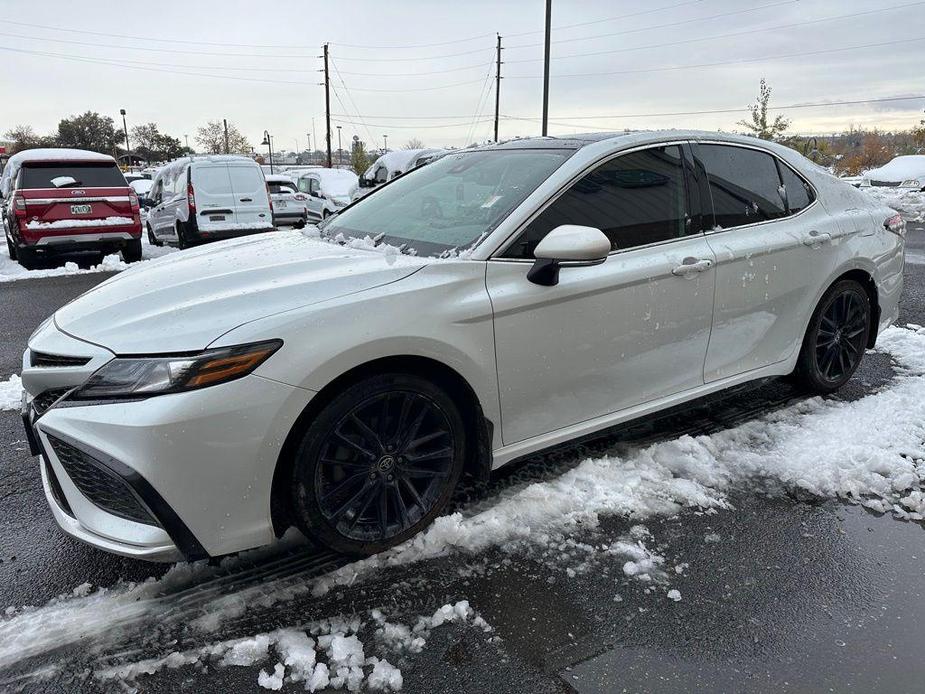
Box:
54, 230, 427, 353
865, 155, 925, 183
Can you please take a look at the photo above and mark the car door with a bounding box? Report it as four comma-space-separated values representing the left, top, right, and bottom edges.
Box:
694, 142, 842, 381
306, 176, 323, 219
228, 164, 271, 228
486, 143, 717, 445
148, 177, 172, 241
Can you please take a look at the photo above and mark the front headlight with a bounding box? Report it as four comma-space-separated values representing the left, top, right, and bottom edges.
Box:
71, 340, 282, 401
333, 197, 350, 207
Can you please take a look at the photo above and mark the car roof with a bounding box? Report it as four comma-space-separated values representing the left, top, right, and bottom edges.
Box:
5, 148, 116, 165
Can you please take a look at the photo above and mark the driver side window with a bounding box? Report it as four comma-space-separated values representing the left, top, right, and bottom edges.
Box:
503, 145, 690, 259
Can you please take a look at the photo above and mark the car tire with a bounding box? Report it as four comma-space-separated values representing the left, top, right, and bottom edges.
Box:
295, 217, 306, 229
177, 221, 193, 250
321, 209, 329, 221
147, 224, 162, 247
17, 247, 39, 270
121, 238, 143, 263
5, 232, 17, 260
793, 279, 871, 394
290, 373, 467, 556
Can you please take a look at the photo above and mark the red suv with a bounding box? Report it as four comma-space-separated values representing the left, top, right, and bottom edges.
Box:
2, 149, 142, 268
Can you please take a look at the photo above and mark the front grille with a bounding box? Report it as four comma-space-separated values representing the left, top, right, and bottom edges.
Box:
870, 180, 900, 188
32, 388, 70, 416
46, 435, 159, 527
30, 351, 91, 368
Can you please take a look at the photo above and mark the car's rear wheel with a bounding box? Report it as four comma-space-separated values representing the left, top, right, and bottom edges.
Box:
295, 217, 306, 229
121, 238, 143, 263
793, 279, 870, 394
17, 246, 38, 270
176, 221, 192, 250
290, 373, 466, 555
5, 232, 17, 260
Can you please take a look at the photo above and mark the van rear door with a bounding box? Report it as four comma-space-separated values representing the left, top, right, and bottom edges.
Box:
228, 164, 272, 229
191, 165, 237, 231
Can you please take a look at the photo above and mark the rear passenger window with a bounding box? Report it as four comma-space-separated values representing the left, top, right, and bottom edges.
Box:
778, 163, 814, 214
698, 144, 786, 229
193, 166, 232, 194
228, 166, 264, 196
504, 145, 690, 259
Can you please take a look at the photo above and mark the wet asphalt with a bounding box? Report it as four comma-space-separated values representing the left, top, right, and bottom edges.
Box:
0, 225, 923, 693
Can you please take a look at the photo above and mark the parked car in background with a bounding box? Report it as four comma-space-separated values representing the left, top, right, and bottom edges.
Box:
295, 168, 359, 221
20, 131, 903, 561
860, 155, 925, 190
129, 178, 153, 206
1, 148, 142, 268
358, 148, 446, 193
265, 174, 308, 228
145, 155, 273, 248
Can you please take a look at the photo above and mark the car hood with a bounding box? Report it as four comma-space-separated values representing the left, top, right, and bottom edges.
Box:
55, 231, 427, 353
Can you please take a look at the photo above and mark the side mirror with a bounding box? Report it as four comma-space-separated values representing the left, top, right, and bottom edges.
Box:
527, 225, 611, 286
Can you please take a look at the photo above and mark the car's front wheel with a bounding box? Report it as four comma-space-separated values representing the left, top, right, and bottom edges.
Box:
147, 223, 161, 247
793, 279, 871, 394
291, 373, 466, 555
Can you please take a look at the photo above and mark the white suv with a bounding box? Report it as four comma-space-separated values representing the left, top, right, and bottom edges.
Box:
145, 155, 273, 248
21, 131, 904, 562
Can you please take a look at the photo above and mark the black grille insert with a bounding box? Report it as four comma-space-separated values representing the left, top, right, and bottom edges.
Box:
44, 458, 73, 517
32, 388, 70, 416
869, 180, 900, 188
30, 351, 91, 368
46, 435, 159, 526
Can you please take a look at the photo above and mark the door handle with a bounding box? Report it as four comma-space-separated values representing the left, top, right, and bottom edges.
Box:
671, 257, 713, 276
240, 197, 253, 202
802, 231, 831, 247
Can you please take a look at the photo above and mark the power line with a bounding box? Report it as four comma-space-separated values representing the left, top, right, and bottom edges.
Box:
329, 60, 381, 151
329, 45, 492, 62
505, 0, 798, 50
338, 78, 488, 93
334, 63, 492, 77
331, 34, 495, 50
504, 37, 923, 80
501, 94, 925, 129
505, 0, 710, 37
332, 117, 494, 130
504, 0, 925, 63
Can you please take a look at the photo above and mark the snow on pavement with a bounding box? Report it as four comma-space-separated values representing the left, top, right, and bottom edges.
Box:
3, 325, 925, 684
0, 375, 22, 411
0, 233, 175, 283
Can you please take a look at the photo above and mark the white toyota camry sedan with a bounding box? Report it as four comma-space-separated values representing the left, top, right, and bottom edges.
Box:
21, 130, 905, 562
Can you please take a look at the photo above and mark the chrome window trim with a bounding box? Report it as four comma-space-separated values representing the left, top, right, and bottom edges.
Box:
26, 196, 132, 205
692, 139, 820, 236
490, 139, 698, 260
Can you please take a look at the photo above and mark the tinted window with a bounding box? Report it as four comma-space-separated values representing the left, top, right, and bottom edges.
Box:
269, 182, 296, 194
504, 145, 689, 259
297, 177, 311, 193
19, 163, 126, 189
698, 144, 785, 229
778, 162, 814, 214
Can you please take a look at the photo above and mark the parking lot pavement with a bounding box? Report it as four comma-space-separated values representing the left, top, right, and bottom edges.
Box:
0, 232, 923, 692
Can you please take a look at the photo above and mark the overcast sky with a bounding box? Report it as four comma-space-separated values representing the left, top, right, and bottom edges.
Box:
2, 0, 923, 153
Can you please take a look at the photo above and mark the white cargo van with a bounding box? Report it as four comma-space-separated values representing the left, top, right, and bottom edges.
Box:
145, 155, 273, 248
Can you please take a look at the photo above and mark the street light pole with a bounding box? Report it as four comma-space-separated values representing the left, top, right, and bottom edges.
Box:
306, 133, 311, 162
262, 130, 274, 174
541, 0, 552, 136
119, 108, 131, 170
383, 134, 388, 153
336, 125, 342, 167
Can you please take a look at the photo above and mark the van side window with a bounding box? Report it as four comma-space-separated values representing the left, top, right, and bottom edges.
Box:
778, 162, 814, 214
503, 145, 690, 259
298, 178, 311, 194
374, 167, 388, 183
698, 144, 786, 229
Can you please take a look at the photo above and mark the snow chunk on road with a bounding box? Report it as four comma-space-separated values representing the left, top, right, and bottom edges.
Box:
0, 374, 22, 411
367, 658, 403, 691
667, 589, 682, 602
258, 662, 285, 690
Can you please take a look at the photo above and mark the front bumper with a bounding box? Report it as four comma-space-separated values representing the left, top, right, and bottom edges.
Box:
22, 323, 315, 561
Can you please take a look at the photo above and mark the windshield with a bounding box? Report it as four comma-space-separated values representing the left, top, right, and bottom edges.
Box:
19, 163, 126, 189
318, 173, 358, 197
323, 149, 571, 255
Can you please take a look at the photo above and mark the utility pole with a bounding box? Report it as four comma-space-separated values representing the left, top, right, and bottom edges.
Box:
541, 0, 552, 136
119, 108, 131, 170
323, 43, 332, 168
383, 134, 388, 152
223, 118, 230, 154
336, 125, 342, 167
494, 34, 502, 143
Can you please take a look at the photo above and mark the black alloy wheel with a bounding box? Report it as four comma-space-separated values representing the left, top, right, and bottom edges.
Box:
291, 374, 466, 555
795, 280, 870, 393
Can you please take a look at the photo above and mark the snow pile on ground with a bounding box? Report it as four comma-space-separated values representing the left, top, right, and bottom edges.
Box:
0, 234, 175, 283
97, 601, 490, 691
861, 187, 925, 222
0, 375, 22, 411
4, 326, 925, 678
25, 217, 134, 230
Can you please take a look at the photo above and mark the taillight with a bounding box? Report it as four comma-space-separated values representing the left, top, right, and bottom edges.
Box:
294, 193, 307, 201
187, 182, 196, 213
884, 213, 905, 237
12, 194, 26, 218
129, 192, 140, 213
266, 182, 273, 213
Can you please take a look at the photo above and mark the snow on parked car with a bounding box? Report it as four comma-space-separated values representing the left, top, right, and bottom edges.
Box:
860, 155, 925, 190
265, 174, 308, 228
357, 148, 447, 196
293, 168, 359, 221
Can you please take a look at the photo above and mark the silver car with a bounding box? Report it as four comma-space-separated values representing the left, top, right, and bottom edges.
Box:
21, 130, 904, 561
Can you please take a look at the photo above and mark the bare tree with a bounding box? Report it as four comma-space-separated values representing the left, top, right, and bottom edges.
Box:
403, 137, 425, 150
4, 125, 57, 153
195, 120, 252, 154
737, 79, 790, 141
